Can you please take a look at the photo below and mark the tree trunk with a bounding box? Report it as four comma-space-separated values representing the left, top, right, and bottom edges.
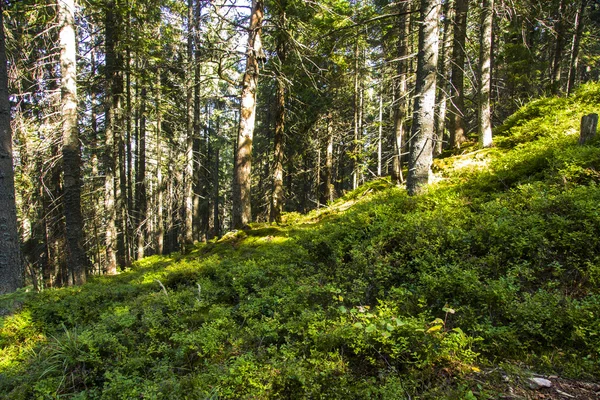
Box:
479, 0, 494, 148
136, 84, 147, 260
232, 0, 264, 229
377, 91, 383, 176
433, 0, 452, 157
324, 112, 335, 203
567, 0, 587, 95
0, 7, 23, 294
449, 0, 469, 149
104, 1, 119, 274
407, 0, 440, 196
391, 0, 410, 185
184, 0, 195, 245
352, 28, 360, 190
156, 70, 164, 255
551, 0, 566, 94
59, 0, 88, 285
270, 75, 285, 223
579, 113, 598, 145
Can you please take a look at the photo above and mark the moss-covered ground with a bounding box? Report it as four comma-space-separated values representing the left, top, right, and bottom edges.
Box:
1, 84, 600, 399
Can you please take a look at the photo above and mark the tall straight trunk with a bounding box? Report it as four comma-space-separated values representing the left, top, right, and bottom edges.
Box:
192, 0, 202, 241
136, 85, 147, 259
59, 0, 88, 285
551, 0, 566, 94
377, 90, 383, 176
232, 0, 264, 229
352, 29, 360, 190
125, 9, 133, 265
433, 0, 452, 157
407, 0, 440, 196
184, 0, 195, 245
104, 1, 119, 274
324, 112, 334, 203
391, 0, 409, 185
449, 0, 469, 148
213, 133, 220, 238
155, 71, 164, 255
0, 7, 23, 294
478, 0, 494, 148
270, 75, 285, 222
567, 0, 587, 95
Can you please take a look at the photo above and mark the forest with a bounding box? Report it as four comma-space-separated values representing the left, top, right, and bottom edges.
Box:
1, 0, 600, 398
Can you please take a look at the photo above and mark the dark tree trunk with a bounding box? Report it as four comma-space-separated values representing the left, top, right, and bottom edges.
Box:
449, 0, 469, 148
407, 0, 441, 196
136, 84, 147, 259
104, 1, 120, 274
434, 0, 452, 157
0, 7, 23, 294
59, 0, 89, 285
391, 0, 410, 185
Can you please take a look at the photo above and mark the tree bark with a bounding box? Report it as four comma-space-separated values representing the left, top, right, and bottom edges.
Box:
551, 0, 566, 94
232, 0, 264, 229
391, 0, 410, 185
0, 7, 23, 294
156, 70, 164, 255
479, 0, 494, 148
104, 1, 120, 274
136, 84, 147, 260
567, 0, 587, 95
449, 0, 469, 148
433, 0, 452, 157
324, 112, 335, 203
184, 0, 195, 245
407, 0, 440, 196
59, 0, 88, 285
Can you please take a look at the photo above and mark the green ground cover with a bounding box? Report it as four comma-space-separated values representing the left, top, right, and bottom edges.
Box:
1, 83, 600, 399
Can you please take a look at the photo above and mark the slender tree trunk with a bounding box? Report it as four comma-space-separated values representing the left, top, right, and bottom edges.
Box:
324, 112, 335, 203
377, 90, 383, 176
59, 0, 88, 285
352, 28, 360, 190
136, 85, 147, 259
449, 0, 469, 149
567, 0, 587, 95
155, 70, 164, 255
551, 0, 566, 94
184, 0, 195, 245
125, 9, 133, 266
433, 0, 451, 157
213, 138, 220, 238
232, 0, 264, 229
270, 73, 285, 223
192, 0, 202, 241
407, 0, 441, 196
391, 0, 409, 185
479, 0, 494, 148
104, 2, 119, 274
0, 7, 23, 294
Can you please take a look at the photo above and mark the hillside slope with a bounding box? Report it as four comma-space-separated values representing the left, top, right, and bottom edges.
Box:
1, 84, 600, 399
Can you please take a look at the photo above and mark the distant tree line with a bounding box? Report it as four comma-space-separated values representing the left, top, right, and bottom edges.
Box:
0, 0, 599, 293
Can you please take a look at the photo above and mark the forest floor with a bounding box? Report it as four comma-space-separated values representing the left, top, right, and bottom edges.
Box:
1, 84, 600, 399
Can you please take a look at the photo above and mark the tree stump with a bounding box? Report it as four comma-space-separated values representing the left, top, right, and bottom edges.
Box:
579, 113, 598, 145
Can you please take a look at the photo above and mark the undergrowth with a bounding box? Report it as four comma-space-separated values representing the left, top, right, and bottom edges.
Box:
1, 83, 600, 399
